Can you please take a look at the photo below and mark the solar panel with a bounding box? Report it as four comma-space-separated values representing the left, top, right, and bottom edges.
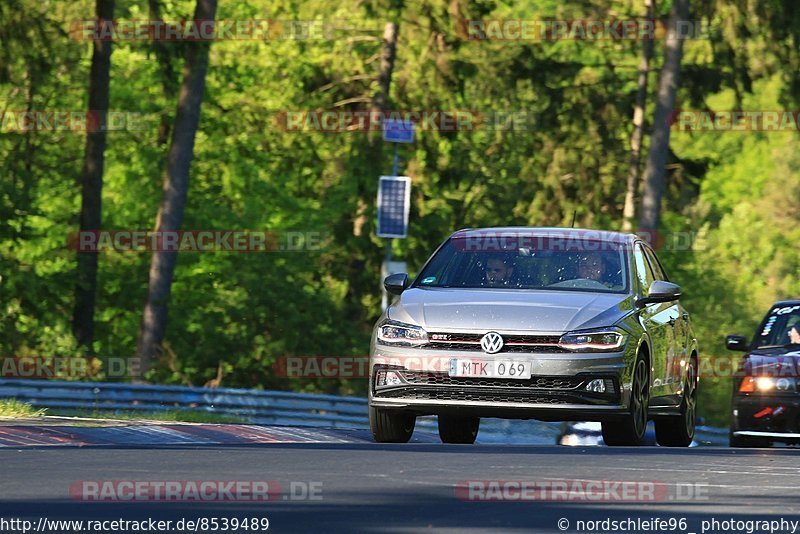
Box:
377, 176, 411, 238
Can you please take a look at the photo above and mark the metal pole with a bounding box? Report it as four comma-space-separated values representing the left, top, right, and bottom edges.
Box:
382, 145, 400, 311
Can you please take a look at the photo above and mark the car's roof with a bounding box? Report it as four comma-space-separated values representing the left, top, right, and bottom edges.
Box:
771, 300, 800, 307
450, 227, 639, 244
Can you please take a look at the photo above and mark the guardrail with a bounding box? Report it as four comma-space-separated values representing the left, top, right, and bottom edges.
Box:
0, 379, 366, 428
0, 379, 728, 445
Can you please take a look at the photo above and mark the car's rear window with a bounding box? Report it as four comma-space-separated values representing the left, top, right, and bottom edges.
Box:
413, 236, 629, 293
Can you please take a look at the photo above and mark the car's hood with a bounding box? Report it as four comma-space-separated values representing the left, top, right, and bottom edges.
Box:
745, 347, 800, 376
388, 287, 632, 333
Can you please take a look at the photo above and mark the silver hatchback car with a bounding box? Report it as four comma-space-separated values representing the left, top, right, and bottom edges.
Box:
369, 227, 698, 446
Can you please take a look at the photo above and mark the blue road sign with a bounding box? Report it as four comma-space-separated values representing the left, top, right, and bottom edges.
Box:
382, 118, 415, 143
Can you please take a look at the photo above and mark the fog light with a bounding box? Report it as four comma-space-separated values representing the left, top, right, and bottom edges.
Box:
586, 378, 606, 393
386, 371, 403, 386
776, 378, 791, 391
375, 370, 387, 386
375, 370, 403, 387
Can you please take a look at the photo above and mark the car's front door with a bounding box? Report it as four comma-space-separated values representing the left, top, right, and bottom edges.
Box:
633, 243, 677, 401
642, 245, 683, 399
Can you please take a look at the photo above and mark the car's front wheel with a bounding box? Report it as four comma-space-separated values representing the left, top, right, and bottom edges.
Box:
369, 406, 415, 443
654, 356, 697, 447
602, 354, 649, 446
438, 415, 480, 444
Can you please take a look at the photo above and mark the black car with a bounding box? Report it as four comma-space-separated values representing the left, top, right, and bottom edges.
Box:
727, 301, 800, 447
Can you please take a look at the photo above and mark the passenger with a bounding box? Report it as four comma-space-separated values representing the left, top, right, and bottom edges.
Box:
788, 326, 800, 344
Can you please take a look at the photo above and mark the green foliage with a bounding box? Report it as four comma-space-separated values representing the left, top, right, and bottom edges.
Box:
1, 0, 799, 427
0, 399, 47, 418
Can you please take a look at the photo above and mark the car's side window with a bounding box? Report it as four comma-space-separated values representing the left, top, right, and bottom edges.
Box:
633, 244, 655, 294
642, 246, 668, 281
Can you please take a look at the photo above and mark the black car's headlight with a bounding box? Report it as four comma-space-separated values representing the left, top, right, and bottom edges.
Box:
377, 320, 429, 346
739, 376, 797, 393
558, 329, 628, 352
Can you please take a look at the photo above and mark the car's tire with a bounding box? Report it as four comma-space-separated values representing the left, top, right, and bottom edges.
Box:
729, 432, 771, 448
438, 415, 480, 444
654, 356, 697, 447
602, 354, 649, 446
369, 406, 415, 443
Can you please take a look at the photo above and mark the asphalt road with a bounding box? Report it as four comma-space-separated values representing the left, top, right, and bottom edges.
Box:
1, 441, 799, 533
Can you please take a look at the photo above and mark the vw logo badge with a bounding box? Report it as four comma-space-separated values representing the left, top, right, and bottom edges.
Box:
480, 332, 504, 354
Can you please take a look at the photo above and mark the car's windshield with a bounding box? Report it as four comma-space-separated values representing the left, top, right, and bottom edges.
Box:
753, 304, 800, 348
414, 235, 629, 293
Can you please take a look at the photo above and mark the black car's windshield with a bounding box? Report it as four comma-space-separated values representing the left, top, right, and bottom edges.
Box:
414, 235, 629, 293
753, 304, 800, 348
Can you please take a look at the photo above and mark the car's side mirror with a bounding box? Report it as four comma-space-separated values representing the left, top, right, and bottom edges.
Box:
637, 280, 681, 307
726, 334, 749, 352
384, 273, 409, 296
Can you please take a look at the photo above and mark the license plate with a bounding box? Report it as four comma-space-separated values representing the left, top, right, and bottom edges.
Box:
448, 359, 531, 379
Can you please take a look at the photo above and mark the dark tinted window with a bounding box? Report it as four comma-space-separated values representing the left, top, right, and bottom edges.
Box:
752, 304, 800, 348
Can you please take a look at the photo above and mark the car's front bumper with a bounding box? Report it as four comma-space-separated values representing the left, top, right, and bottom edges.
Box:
369, 343, 633, 421
731, 394, 800, 443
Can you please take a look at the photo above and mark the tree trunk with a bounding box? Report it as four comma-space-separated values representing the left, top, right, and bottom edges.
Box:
638, 0, 689, 234
353, 21, 399, 237
372, 22, 398, 116
136, 0, 218, 378
72, 0, 114, 349
621, 0, 655, 232
148, 0, 178, 145
345, 21, 399, 323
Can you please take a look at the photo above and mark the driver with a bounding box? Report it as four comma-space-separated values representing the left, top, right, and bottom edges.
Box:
484, 256, 514, 287
577, 251, 606, 282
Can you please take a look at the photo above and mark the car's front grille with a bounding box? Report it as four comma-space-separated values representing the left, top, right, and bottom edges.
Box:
398, 371, 584, 390
376, 387, 573, 404
423, 333, 567, 353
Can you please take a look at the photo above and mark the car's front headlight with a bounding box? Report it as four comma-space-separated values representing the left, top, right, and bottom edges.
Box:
377, 320, 429, 346
558, 329, 627, 352
739, 376, 797, 393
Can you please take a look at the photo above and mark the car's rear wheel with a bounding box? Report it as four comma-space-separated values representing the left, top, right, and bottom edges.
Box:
654, 356, 697, 447
602, 355, 649, 446
438, 415, 480, 444
729, 432, 771, 448
369, 406, 415, 443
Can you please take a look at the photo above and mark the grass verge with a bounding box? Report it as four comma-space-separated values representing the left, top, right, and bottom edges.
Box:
0, 399, 47, 418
